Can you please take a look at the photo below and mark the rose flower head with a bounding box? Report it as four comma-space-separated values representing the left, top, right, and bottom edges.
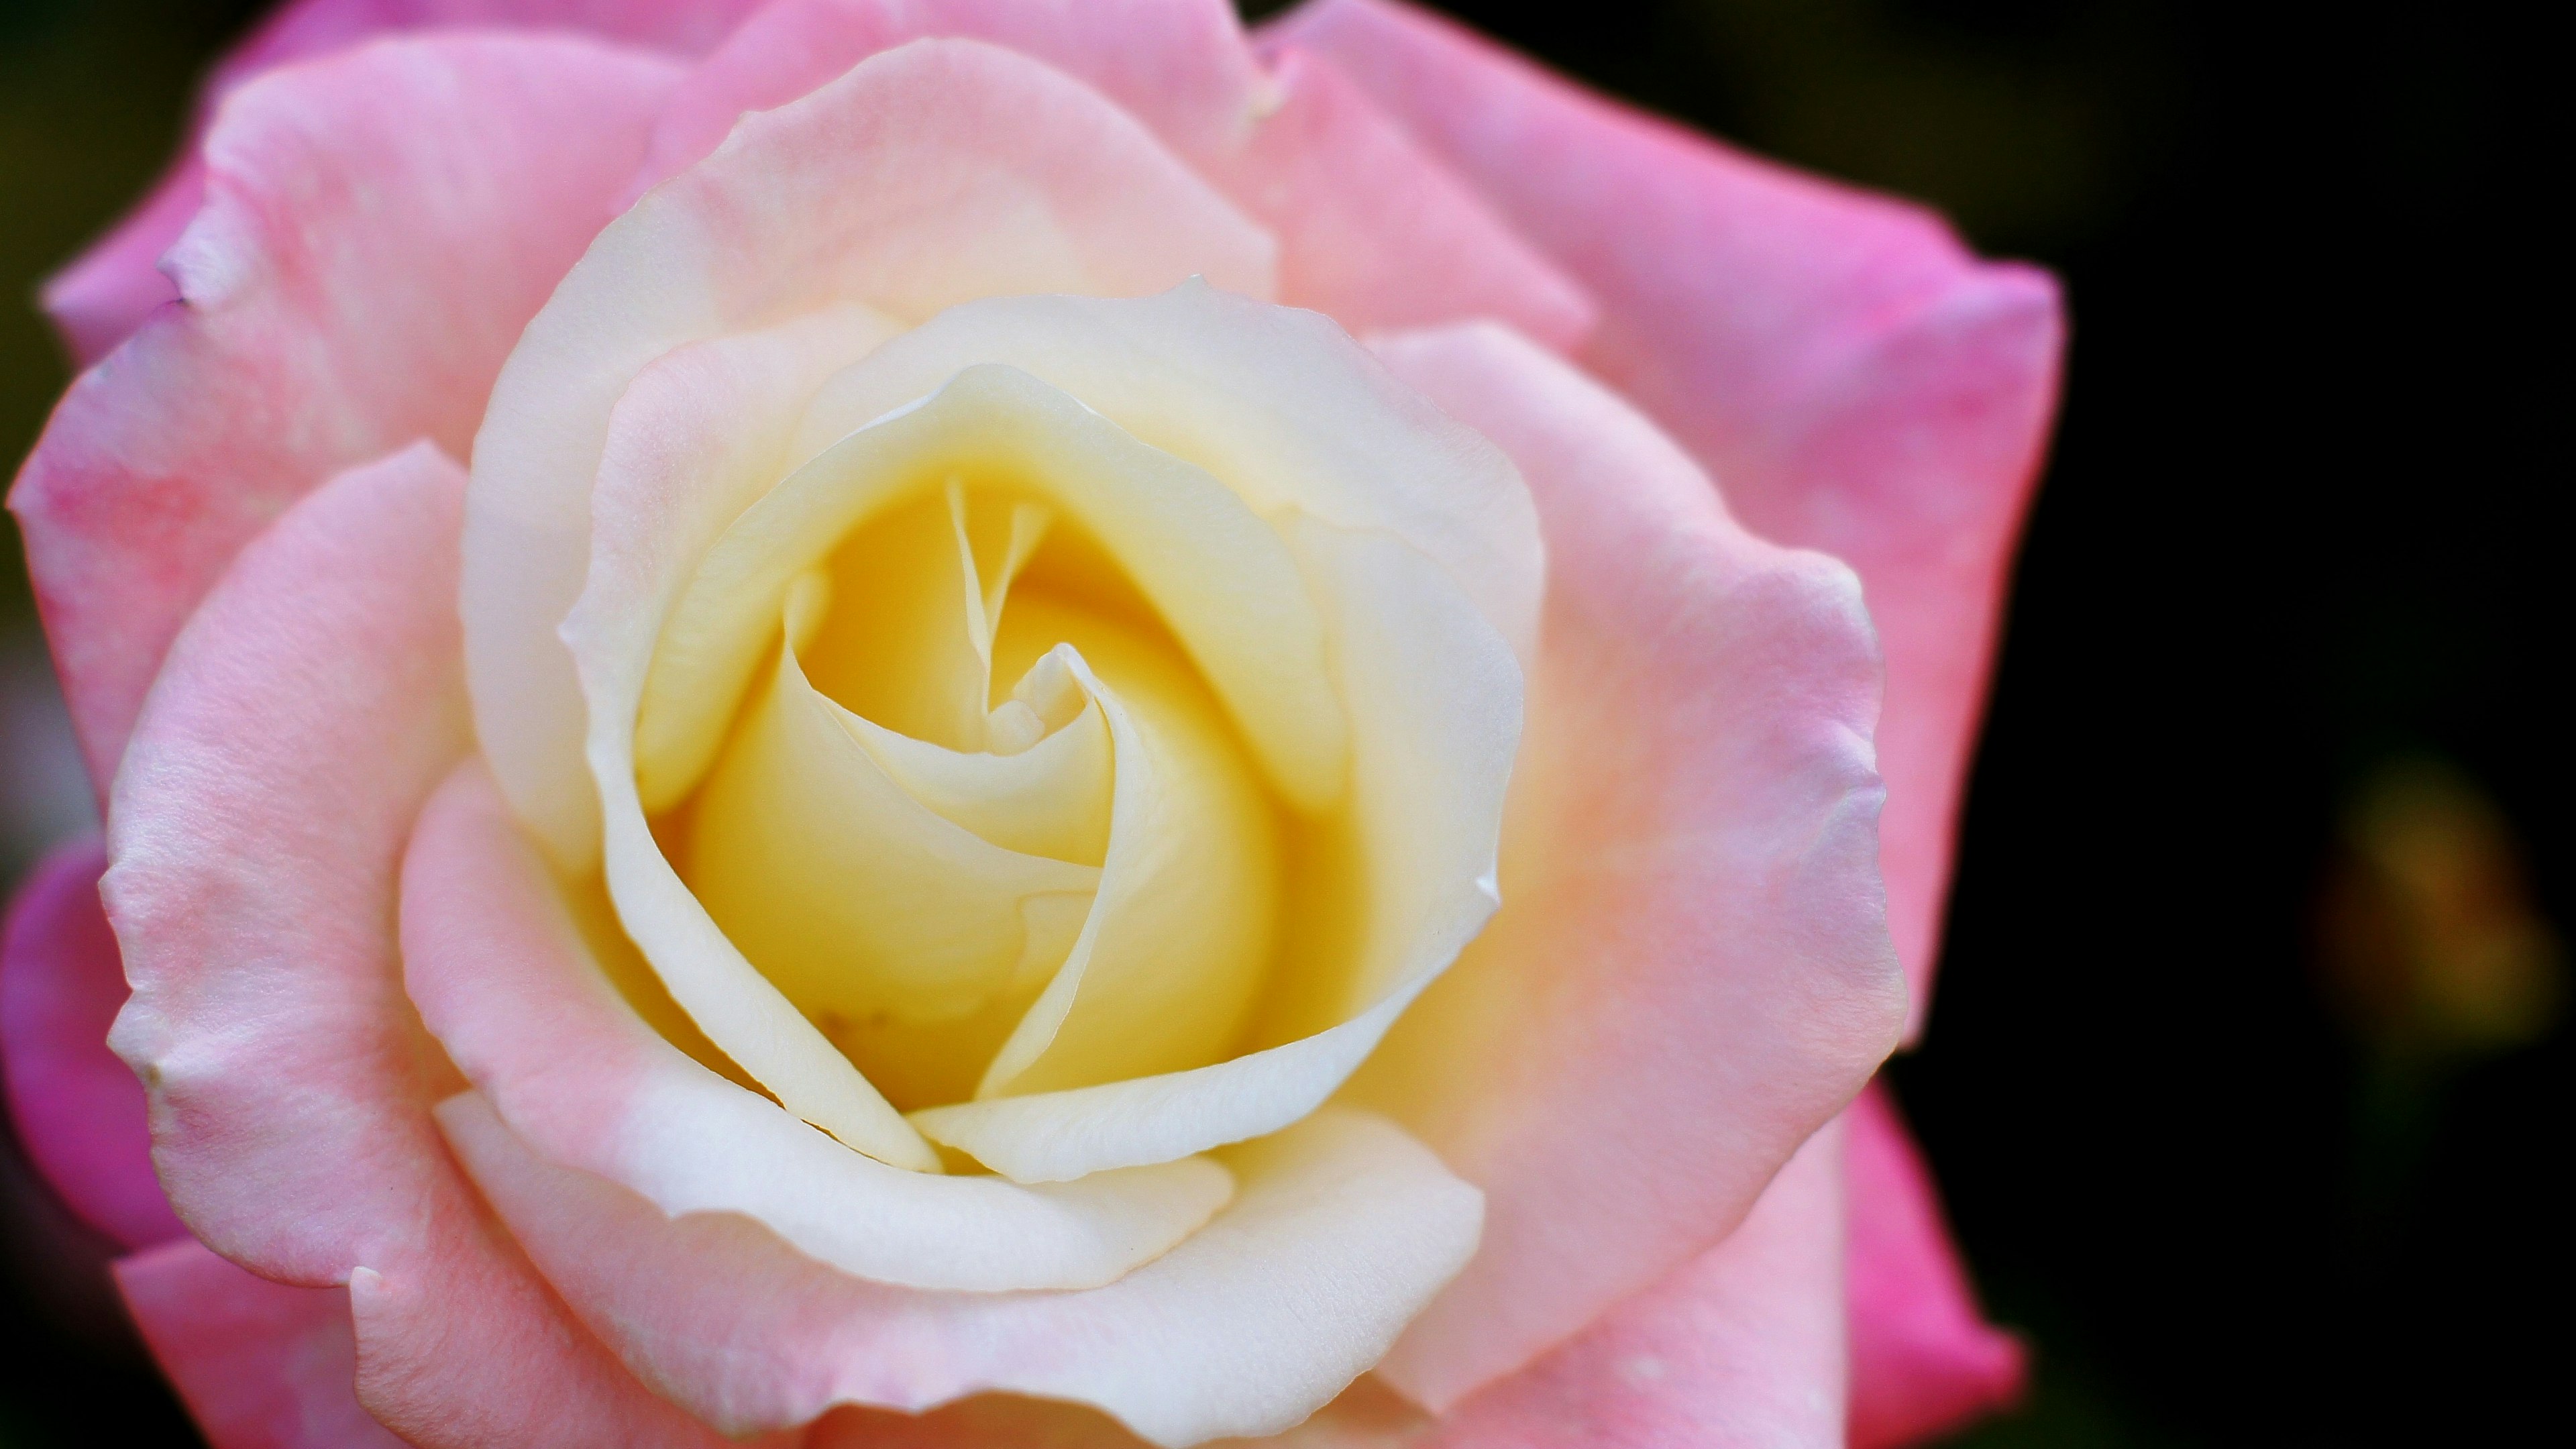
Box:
1, 3, 2061, 1446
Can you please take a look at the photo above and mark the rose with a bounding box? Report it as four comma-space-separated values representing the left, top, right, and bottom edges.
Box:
1, 1, 2060, 1446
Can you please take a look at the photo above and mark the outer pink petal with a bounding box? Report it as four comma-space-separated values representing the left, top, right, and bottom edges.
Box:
9, 33, 683, 802
101, 443, 472, 1286
1275, 0, 2065, 1028
99, 443, 733, 1448
1846, 1082, 2024, 1448
41, 0, 760, 367
1200, 46, 1593, 351
0, 838, 182, 1249
629, 0, 1591, 350
113, 1236, 402, 1449
1356, 321, 1902, 1407
1421, 1119, 1849, 1449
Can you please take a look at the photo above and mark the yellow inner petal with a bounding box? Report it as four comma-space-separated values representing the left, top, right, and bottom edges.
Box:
670, 466, 1289, 1120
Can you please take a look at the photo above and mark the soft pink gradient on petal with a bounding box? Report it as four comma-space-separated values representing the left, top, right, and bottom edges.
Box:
1421, 1120, 1849, 1449
1356, 321, 1902, 1409
42, 0, 760, 367
1276, 0, 2065, 1030
113, 1236, 403, 1449
441, 1090, 1480, 1447
1200, 47, 1594, 350
629, 0, 1591, 350
634, 0, 1263, 193
98, 444, 733, 1448
101, 442, 472, 1287
9, 34, 682, 804
345, 1202, 753, 1449
0, 838, 182, 1249
1846, 1082, 2025, 1449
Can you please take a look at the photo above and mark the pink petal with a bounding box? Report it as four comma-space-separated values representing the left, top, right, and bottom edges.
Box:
1355, 321, 1902, 1408
9, 33, 683, 803
1275, 0, 2065, 1027
113, 1236, 402, 1449
1422, 1119, 1850, 1449
1846, 1082, 2024, 1448
441, 1091, 1481, 1447
633, 0, 1265, 194
1, 837, 182, 1249
99, 443, 731, 1447
1199, 46, 1594, 351
101, 441, 471, 1285
42, 0, 761, 368
630, 0, 1591, 350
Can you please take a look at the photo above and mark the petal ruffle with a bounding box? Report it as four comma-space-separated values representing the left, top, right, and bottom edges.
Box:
1846, 1082, 2025, 1448
100, 443, 735, 1448
1356, 321, 1903, 1407
1275, 0, 2064, 1026
466, 34, 1275, 869
102, 442, 472, 1285
441, 1091, 1481, 1448
42, 0, 761, 366
9, 34, 684, 802
0, 838, 182, 1249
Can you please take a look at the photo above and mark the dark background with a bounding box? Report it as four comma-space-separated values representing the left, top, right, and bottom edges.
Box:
3, 1, 2563, 1444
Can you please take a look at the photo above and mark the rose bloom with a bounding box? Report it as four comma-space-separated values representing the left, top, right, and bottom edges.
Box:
0, 2, 2060, 1446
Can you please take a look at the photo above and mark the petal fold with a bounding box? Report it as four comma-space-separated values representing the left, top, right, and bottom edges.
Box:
101, 443, 472, 1285
442, 1093, 1483, 1448
1277, 0, 2065, 1024
42, 0, 761, 364
404, 762, 1239, 1293
10, 34, 683, 798
1353, 322, 1902, 1407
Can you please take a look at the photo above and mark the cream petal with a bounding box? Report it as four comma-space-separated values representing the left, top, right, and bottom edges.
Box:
403, 763, 1236, 1294
971, 631, 1280, 1100
469, 37, 1275, 869
686, 586, 1102, 1029
639, 362, 1344, 816
790, 282, 1544, 672
915, 517, 1521, 1182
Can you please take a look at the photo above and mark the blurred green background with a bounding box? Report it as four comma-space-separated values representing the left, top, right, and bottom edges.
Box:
5, 1, 2563, 1445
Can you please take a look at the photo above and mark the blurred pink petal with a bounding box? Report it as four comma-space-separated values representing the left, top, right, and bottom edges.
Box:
1846, 1083, 2024, 1448
1354, 321, 1900, 1408
113, 1235, 402, 1449
0, 838, 181, 1249
42, 0, 762, 367
631, 0, 1591, 350
1275, 0, 2065, 1030
9, 34, 683, 800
